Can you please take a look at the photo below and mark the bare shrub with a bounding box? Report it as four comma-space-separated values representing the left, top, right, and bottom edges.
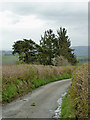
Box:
52, 55, 71, 66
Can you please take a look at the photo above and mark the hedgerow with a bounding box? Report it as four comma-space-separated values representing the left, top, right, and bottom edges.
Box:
69, 62, 88, 118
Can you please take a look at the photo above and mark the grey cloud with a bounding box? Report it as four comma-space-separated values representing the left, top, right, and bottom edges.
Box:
0, 2, 87, 23
0, 2, 88, 50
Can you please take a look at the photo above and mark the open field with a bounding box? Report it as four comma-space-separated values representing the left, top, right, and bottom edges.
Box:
77, 56, 90, 65
2, 55, 89, 66
2, 56, 18, 65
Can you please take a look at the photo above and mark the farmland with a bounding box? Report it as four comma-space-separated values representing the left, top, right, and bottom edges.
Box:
1, 46, 89, 65
77, 56, 90, 65
2, 56, 18, 65
2, 55, 89, 65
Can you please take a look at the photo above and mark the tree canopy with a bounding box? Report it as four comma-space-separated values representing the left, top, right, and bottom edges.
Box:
40, 29, 57, 65
12, 27, 77, 65
56, 27, 77, 65
12, 39, 42, 64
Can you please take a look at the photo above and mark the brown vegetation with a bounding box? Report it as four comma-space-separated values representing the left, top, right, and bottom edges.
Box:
69, 62, 89, 118
2, 64, 75, 103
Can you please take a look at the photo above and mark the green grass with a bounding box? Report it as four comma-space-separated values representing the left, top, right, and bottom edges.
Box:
2, 83, 18, 102
2, 73, 72, 103
77, 56, 90, 59
2, 64, 75, 103
30, 73, 72, 89
2, 56, 18, 64
60, 92, 75, 118
60, 62, 88, 118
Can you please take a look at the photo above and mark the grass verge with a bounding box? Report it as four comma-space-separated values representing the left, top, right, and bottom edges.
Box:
60, 92, 75, 118
2, 73, 72, 103
2, 64, 76, 103
60, 62, 88, 118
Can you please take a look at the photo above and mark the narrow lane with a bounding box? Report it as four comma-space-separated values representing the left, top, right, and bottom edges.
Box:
2, 79, 71, 118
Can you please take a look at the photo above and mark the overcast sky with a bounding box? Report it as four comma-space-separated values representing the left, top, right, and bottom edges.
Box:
0, 1, 88, 50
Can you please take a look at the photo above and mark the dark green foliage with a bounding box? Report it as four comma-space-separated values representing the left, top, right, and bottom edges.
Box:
12, 27, 77, 65
40, 29, 57, 65
56, 27, 77, 65
12, 39, 42, 64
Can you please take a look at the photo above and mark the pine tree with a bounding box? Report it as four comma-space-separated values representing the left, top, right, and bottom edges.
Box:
12, 27, 77, 65
40, 29, 56, 65
56, 27, 77, 65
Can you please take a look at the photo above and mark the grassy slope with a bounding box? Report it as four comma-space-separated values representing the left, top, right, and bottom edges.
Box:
2, 64, 75, 103
2, 55, 89, 66
60, 92, 75, 118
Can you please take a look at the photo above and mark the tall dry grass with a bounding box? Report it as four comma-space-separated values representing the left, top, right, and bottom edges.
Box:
2, 64, 76, 103
2, 64, 75, 84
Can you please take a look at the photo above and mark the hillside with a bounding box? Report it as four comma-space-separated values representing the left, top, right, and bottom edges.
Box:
71, 46, 88, 57
1, 50, 12, 56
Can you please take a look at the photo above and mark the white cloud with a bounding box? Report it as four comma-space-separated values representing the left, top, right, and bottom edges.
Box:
0, 10, 21, 28
0, 0, 89, 2
0, 10, 45, 29
14, 15, 45, 29
0, 11, 12, 27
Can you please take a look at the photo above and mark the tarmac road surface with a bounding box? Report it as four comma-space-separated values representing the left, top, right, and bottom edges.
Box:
2, 79, 71, 118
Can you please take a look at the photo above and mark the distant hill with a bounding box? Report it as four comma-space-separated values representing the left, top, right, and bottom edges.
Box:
71, 46, 89, 57
1, 50, 12, 56
1, 46, 89, 57
1, 46, 89, 65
